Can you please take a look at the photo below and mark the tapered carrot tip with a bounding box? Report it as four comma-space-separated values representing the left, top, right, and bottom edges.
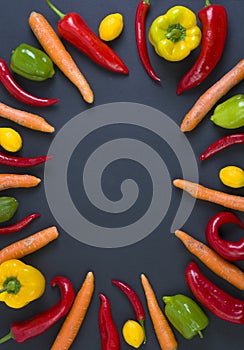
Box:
173, 179, 184, 188
180, 122, 191, 133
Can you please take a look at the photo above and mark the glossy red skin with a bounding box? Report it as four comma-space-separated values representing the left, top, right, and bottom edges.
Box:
135, 1, 160, 82
0, 152, 53, 167
186, 261, 244, 324
0, 213, 40, 234
176, 4, 228, 94
205, 211, 244, 261
0, 59, 59, 106
199, 133, 244, 161
57, 13, 128, 74
11, 276, 75, 343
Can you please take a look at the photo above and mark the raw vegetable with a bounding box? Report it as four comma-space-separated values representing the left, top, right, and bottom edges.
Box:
180, 58, 244, 132
0, 226, 59, 264
149, 6, 201, 62
135, 0, 160, 82
219, 166, 244, 188
177, 0, 228, 94
0, 196, 18, 223
0, 102, 55, 133
163, 294, 209, 339
175, 229, 244, 290
186, 261, 244, 324
0, 213, 40, 235
0, 259, 45, 309
99, 13, 124, 41
28, 11, 94, 104
10, 43, 55, 81
205, 211, 244, 261
210, 94, 244, 129
45, 0, 129, 75
140, 274, 178, 350
0, 276, 75, 344
0, 127, 22, 152
173, 178, 244, 212
0, 174, 41, 191
0, 152, 52, 167
0, 59, 58, 106
50, 271, 94, 350
122, 320, 144, 348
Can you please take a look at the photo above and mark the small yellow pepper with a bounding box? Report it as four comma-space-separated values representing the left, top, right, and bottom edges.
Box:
0, 259, 45, 308
99, 13, 124, 41
0, 127, 22, 152
149, 6, 202, 61
122, 320, 145, 348
219, 166, 244, 188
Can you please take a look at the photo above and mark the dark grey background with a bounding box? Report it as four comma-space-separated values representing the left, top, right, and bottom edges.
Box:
0, 0, 243, 349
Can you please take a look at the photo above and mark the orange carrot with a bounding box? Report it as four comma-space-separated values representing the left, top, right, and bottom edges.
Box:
0, 102, 55, 133
28, 12, 94, 104
180, 58, 244, 132
175, 229, 244, 290
0, 226, 59, 264
50, 271, 95, 350
141, 274, 178, 350
0, 174, 41, 190
173, 178, 244, 212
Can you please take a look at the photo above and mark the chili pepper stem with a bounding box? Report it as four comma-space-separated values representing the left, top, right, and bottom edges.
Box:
205, 0, 211, 7
138, 319, 147, 344
0, 331, 14, 344
46, 0, 65, 19
143, 0, 150, 5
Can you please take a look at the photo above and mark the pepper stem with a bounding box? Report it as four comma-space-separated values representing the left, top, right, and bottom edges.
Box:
198, 330, 204, 338
138, 319, 147, 344
143, 0, 150, 5
0, 331, 14, 344
165, 24, 186, 43
46, 0, 66, 19
205, 0, 211, 7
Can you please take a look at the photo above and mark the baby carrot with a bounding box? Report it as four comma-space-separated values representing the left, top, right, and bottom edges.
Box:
180, 58, 244, 132
173, 178, 244, 212
141, 274, 178, 350
50, 271, 95, 350
0, 174, 41, 191
0, 226, 58, 264
0, 102, 54, 133
175, 229, 244, 290
28, 12, 94, 104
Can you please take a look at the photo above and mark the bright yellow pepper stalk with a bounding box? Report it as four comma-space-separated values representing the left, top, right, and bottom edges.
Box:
0, 259, 45, 308
149, 6, 202, 61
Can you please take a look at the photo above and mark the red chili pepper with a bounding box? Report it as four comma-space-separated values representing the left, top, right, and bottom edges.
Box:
99, 293, 120, 350
0, 276, 75, 344
176, 0, 228, 94
205, 211, 244, 261
46, 0, 128, 75
135, 0, 160, 82
199, 133, 244, 161
185, 261, 244, 324
0, 59, 59, 106
0, 151, 53, 167
0, 213, 40, 234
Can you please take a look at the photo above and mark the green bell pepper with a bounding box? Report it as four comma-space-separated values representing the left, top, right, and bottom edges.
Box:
0, 197, 18, 223
163, 294, 209, 339
10, 43, 55, 81
211, 94, 244, 129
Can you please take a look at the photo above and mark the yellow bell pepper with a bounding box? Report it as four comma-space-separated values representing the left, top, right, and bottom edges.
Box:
0, 259, 45, 308
219, 166, 244, 188
149, 6, 202, 61
122, 320, 145, 348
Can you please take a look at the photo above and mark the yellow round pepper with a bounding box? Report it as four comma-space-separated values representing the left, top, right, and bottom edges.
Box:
0, 127, 22, 152
219, 166, 244, 188
0, 259, 45, 308
149, 6, 202, 61
99, 13, 124, 41
122, 320, 145, 348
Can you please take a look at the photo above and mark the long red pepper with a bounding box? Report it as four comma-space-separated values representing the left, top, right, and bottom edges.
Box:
199, 133, 244, 161
0, 151, 53, 167
0, 59, 59, 106
186, 261, 244, 324
0, 213, 40, 234
205, 212, 244, 261
99, 293, 120, 350
135, 0, 160, 82
46, 0, 128, 75
0, 276, 75, 344
176, 0, 228, 94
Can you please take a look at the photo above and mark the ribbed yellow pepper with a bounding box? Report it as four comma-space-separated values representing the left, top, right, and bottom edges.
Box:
149, 6, 202, 61
0, 259, 45, 308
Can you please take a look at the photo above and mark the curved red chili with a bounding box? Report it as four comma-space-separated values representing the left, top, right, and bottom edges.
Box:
0, 213, 40, 234
199, 133, 244, 161
205, 211, 244, 261
0, 59, 59, 106
0, 151, 53, 167
176, 0, 228, 94
0, 276, 75, 344
135, 0, 160, 82
185, 261, 244, 324
99, 293, 120, 350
